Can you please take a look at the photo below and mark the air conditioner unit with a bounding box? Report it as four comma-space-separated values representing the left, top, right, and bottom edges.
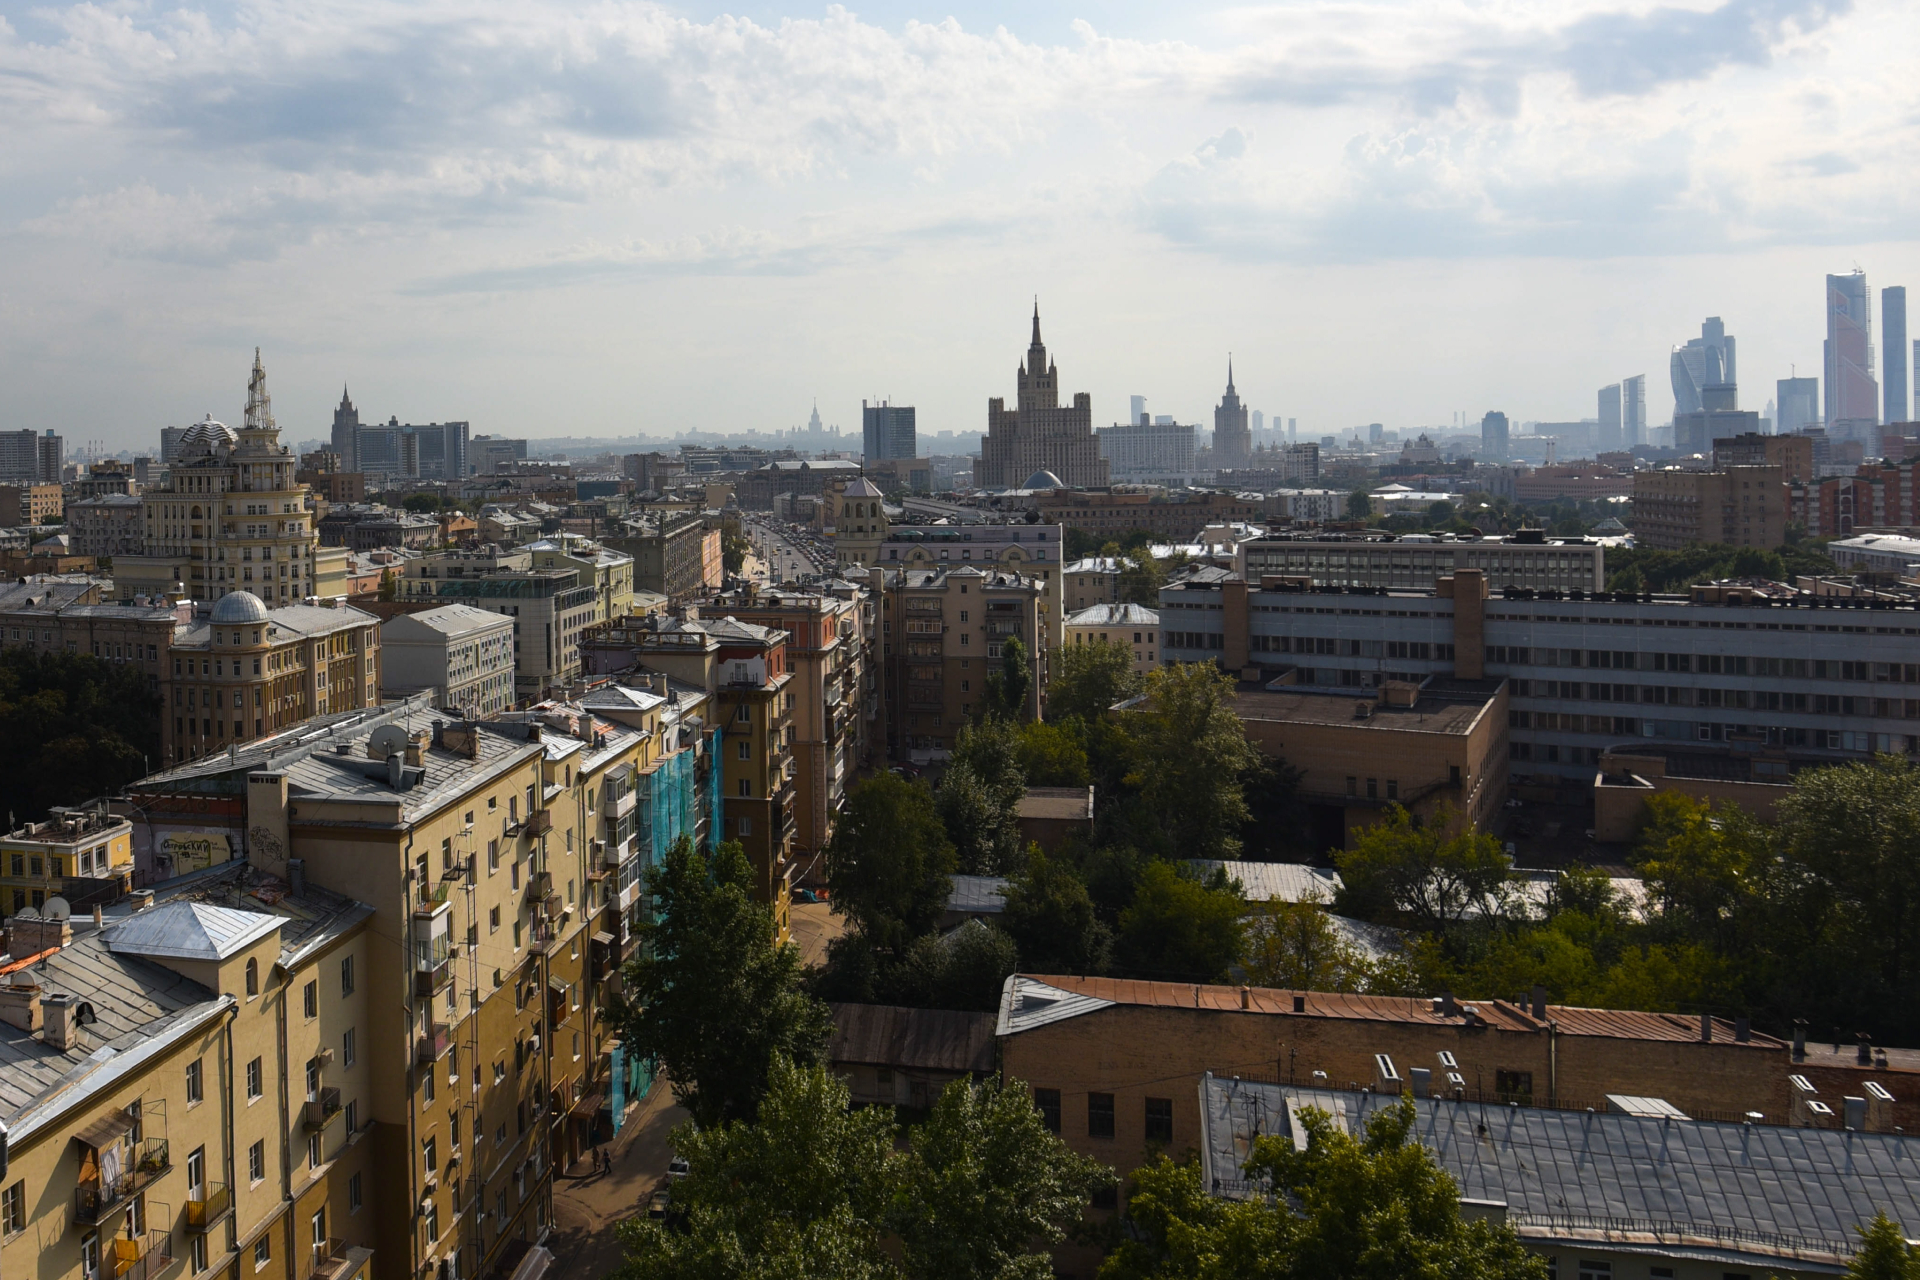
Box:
316, 1047, 336, 1067
528, 1034, 541, 1052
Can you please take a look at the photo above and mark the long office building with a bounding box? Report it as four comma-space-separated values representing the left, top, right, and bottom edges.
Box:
861, 400, 916, 462
1097, 418, 1197, 482
1239, 532, 1605, 593
1159, 568, 1920, 784
0, 428, 64, 483
331, 388, 471, 481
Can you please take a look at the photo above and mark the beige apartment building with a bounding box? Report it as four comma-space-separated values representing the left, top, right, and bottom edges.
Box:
1063, 603, 1158, 674
400, 548, 599, 699
878, 565, 1046, 760
525, 537, 634, 629
1632, 464, 1787, 550
1061, 557, 1123, 613
381, 606, 517, 719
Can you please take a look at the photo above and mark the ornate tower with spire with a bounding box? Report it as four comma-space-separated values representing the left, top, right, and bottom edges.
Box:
1213, 357, 1252, 470
981, 302, 1107, 489
331, 382, 360, 470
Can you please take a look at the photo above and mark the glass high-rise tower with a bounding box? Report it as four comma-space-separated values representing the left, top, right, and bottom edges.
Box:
1825, 270, 1878, 427
1885, 285, 1909, 424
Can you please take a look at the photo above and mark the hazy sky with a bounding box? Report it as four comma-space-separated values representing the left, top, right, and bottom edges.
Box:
3, 0, 1918, 453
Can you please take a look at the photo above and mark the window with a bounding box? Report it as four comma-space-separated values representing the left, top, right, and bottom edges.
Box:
244, 957, 258, 996
348, 1172, 363, 1213
346, 1100, 358, 1133
738, 740, 749, 759
254, 1238, 272, 1272
739, 778, 751, 797
191, 1233, 208, 1273
1145, 1097, 1173, 1143
1034, 1088, 1061, 1133
1088, 1092, 1115, 1139
341, 955, 355, 996
187, 1057, 204, 1104
246, 1056, 263, 1100
249, 1140, 265, 1183
307, 1132, 322, 1169
342, 1026, 356, 1067
423, 1135, 438, 1175
489, 905, 500, 932
303, 980, 317, 1019
1575, 1264, 1611, 1280
2, 1180, 23, 1234
1495, 1070, 1534, 1102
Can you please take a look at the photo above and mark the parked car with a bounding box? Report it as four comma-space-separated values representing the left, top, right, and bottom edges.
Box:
648, 1189, 672, 1219
667, 1157, 690, 1181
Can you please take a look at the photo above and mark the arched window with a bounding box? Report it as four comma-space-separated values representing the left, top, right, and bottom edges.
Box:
245, 957, 258, 996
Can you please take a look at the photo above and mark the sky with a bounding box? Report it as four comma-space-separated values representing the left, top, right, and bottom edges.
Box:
3, 0, 1919, 454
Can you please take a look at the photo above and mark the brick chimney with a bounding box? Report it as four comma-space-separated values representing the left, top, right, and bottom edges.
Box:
43, 992, 87, 1052
0, 974, 43, 1033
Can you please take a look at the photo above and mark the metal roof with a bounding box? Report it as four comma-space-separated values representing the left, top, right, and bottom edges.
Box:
996, 975, 1118, 1038
106, 901, 284, 961
1065, 603, 1160, 627
946, 875, 1008, 915
829, 1003, 995, 1074
1197, 1076, 1920, 1271
1186, 860, 1344, 904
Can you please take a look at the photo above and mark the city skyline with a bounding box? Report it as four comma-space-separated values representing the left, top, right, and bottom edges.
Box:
3, 0, 1919, 449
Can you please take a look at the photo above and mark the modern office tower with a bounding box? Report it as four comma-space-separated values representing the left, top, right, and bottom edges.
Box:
1597, 384, 1624, 451
1213, 361, 1253, 468
861, 399, 917, 462
159, 425, 190, 462
352, 416, 470, 482
36, 430, 62, 482
1672, 317, 1736, 417
1130, 395, 1147, 424
1778, 376, 1820, 435
1481, 411, 1510, 460
331, 385, 360, 469
1825, 270, 1879, 427
0, 429, 46, 483
1288, 417, 1298, 442
1673, 383, 1759, 456
1886, 286, 1909, 424
979, 304, 1108, 489
1253, 410, 1265, 434
1623, 375, 1647, 447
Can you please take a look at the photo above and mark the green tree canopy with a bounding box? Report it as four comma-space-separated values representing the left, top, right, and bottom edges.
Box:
0, 650, 162, 821
1013, 720, 1091, 788
1629, 792, 1767, 935
616, 838, 831, 1128
885, 922, 1020, 1012
1000, 846, 1112, 975
1847, 1212, 1920, 1280
1345, 489, 1374, 520
1126, 663, 1260, 860
1115, 861, 1246, 983
827, 773, 957, 956
936, 759, 1024, 876
1334, 805, 1515, 931
1046, 640, 1145, 723
989, 635, 1032, 720
1777, 755, 1920, 987
1117, 555, 1167, 607
1242, 899, 1373, 993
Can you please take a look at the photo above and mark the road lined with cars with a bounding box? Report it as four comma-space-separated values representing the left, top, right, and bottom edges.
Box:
742, 513, 834, 583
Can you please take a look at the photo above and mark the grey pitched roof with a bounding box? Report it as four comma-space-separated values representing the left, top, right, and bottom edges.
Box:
383, 604, 513, 639
1198, 1077, 1920, 1270
946, 875, 1008, 915
105, 901, 284, 961
1066, 603, 1159, 627
829, 1003, 995, 1074
995, 975, 1116, 1037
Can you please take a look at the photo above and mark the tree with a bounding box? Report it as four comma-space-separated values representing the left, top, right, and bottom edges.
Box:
1243, 900, 1373, 993
1127, 663, 1260, 860
936, 760, 1024, 875
891, 1076, 1113, 1280
401, 492, 442, 513
827, 774, 956, 957
1334, 805, 1515, 931
1116, 555, 1166, 607
1047, 640, 1145, 723
952, 718, 1026, 794
1345, 489, 1374, 520
377, 567, 398, 601
722, 529, 753, 575
1777, 756, 1920, 988
1000, 846, 1112, 975
885, 922, 1020, 1012
1115, 861, 1246, 983
616, 1056, 899, 1280
1239, 755, 1310, 861
1630, 792, 1765, 934
1014, 720, 1090, 788
0, 649, 162, 821
1847, 1213, 1920, 1280
615, 838, 831, 1128
984, 636, 1032, 720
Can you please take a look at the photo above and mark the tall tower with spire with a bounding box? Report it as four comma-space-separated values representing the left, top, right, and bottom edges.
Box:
981, 302, 1107, 489
331, 382, 360, 470
1213, 357, 1252, 470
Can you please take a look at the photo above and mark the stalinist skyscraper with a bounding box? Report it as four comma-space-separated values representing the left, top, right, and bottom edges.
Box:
1212, 359, 1252, 468
979, 304, 1108, 489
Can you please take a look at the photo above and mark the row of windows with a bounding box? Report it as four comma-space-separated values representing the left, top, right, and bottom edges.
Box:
1510, 683, 1920, 717
1032, 1088, 1173, 1143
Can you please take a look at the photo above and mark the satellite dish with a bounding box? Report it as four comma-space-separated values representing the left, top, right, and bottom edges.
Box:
44, 897, 71, 922
368, 725, 411, 759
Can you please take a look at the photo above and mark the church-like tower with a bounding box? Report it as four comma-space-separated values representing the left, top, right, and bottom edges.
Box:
980, 303, 1108, 489
331, 384, 360, 470
1213, 358, 1252, 470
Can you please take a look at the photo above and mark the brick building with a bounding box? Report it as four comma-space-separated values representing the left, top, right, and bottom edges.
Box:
1032, 488, 1265, 542
65, 492, 145, 557
0, 482, 64, 526
878, 566, 1046, 760
1631, 464, 1786, 549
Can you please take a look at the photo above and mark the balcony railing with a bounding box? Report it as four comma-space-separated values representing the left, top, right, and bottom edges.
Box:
185, 1183, 232, 1233
302, 1087, 343, 1131
74, 1140, 171, 1225
416, 1023, 451, 1064
525, 809, 553, 836
306, 1238, 352, 1280
524, 870, 553, 901
414, 958, 452, 998
529, 923, 559, 955
112, 1229, 176, 1280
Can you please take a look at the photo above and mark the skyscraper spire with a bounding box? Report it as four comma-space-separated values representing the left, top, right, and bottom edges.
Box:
244, 348, 275, 432
1032, 297, 1042, 347
1227, 354, 1235, 394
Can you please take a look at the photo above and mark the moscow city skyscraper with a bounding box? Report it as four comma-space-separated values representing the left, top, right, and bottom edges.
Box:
1825, 269, 1879, 429
1671, 317, 1735, 417
1885, 285, 1909, 424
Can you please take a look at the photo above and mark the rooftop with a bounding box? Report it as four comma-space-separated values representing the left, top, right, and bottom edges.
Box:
1199, 1076, 1919, 1271
382, 603, 515, 639
1226, 679, 1500, 738
1066, 603, 1159, 627
1015, 786, 1094, 822
829, 1003, 995, 1075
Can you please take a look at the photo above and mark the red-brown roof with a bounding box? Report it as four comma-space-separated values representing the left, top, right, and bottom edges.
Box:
1019, 975, 1789, 1049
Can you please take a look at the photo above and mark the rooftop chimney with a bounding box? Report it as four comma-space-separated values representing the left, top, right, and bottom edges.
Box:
1734, 1016, 1751, 1043
1440, 991, 1458, 1018
1699, 1012, 1712, 1043
288, 858, 306, 898
43, 992, 87, 1052
1857, 1033, 1872, 1066
0, 975, 42, 1033
1792, 1018, 1807, 1061
1530, 985, 1547, 1020
1239, 986, 1251, 1010
1291, 995, 1306, 1014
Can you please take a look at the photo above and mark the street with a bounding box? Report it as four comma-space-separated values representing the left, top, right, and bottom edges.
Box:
742, 514, 832, 583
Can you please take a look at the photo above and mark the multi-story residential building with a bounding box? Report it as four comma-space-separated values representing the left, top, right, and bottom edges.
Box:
710, 583, 873, 861
979, 307, 1108, 490
66, 492, 145, 557
1215, 443, 1321, 491
878, 565, 1046, 759
0, 482, 65, 526
1032, 489, 1265, 544
164, 591, 381, 766
862, 400, 917, 463
401, 549, 598, 698
1064, 603, 1158, 673
316, 505, 442, 552
1097, 418, 1197, 485
1632, 464, 1786, 550
1714, 432, 1815, 480
1239, 531, 1605, 593
117, 353, 350, 605
332, 389, 471, 483
74, 460, 137, 498
0, 427, 63, 483
381, 605, 518, 718
733, 459, 865, 512
877, 523, 1063, 647
1160, 568, 1920, 786
1062, 557, 1123, 612
0, 580, 183, 687
605, 511, 710, 601
0, 876, 379, 1280
833, 478, 888, 570
526, 536, 634, 628
0, 803, 134, 916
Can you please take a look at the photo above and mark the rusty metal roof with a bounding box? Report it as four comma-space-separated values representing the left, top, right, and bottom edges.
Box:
828, 1003, 995, 1074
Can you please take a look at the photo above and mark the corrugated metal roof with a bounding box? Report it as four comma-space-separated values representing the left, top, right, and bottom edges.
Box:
828, 1003, 994, 1074
1199, 1076, 1920, 1270
1187, 860, 1344, 904
106, 901, 283, 961
995, 976, 1117, 1038
946, 875, 1008, 915
1000, 975, 1790, 1049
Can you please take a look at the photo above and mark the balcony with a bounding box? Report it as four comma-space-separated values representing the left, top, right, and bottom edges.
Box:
524, 870, 553, 902
414, 957, 452, 998
525, 809, 553, 836
529, 923, 559, 955
305, 1238, 363, 1280
608, 787, 636, 819
416, 1023, 451, 1064
413, 884, 451, 915
112, 1230, 176, 1280
302, 1087, 343, 1131
74, 1139, 170, 1225
185, 1183, 233, 1233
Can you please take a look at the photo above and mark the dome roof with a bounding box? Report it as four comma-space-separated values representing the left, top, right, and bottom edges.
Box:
181, 415, 238, 453
1024, 470, 1064, 490
210, 591, 270, 624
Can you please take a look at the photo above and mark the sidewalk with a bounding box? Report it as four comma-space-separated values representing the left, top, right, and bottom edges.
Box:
546, 1079, 690, 1278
